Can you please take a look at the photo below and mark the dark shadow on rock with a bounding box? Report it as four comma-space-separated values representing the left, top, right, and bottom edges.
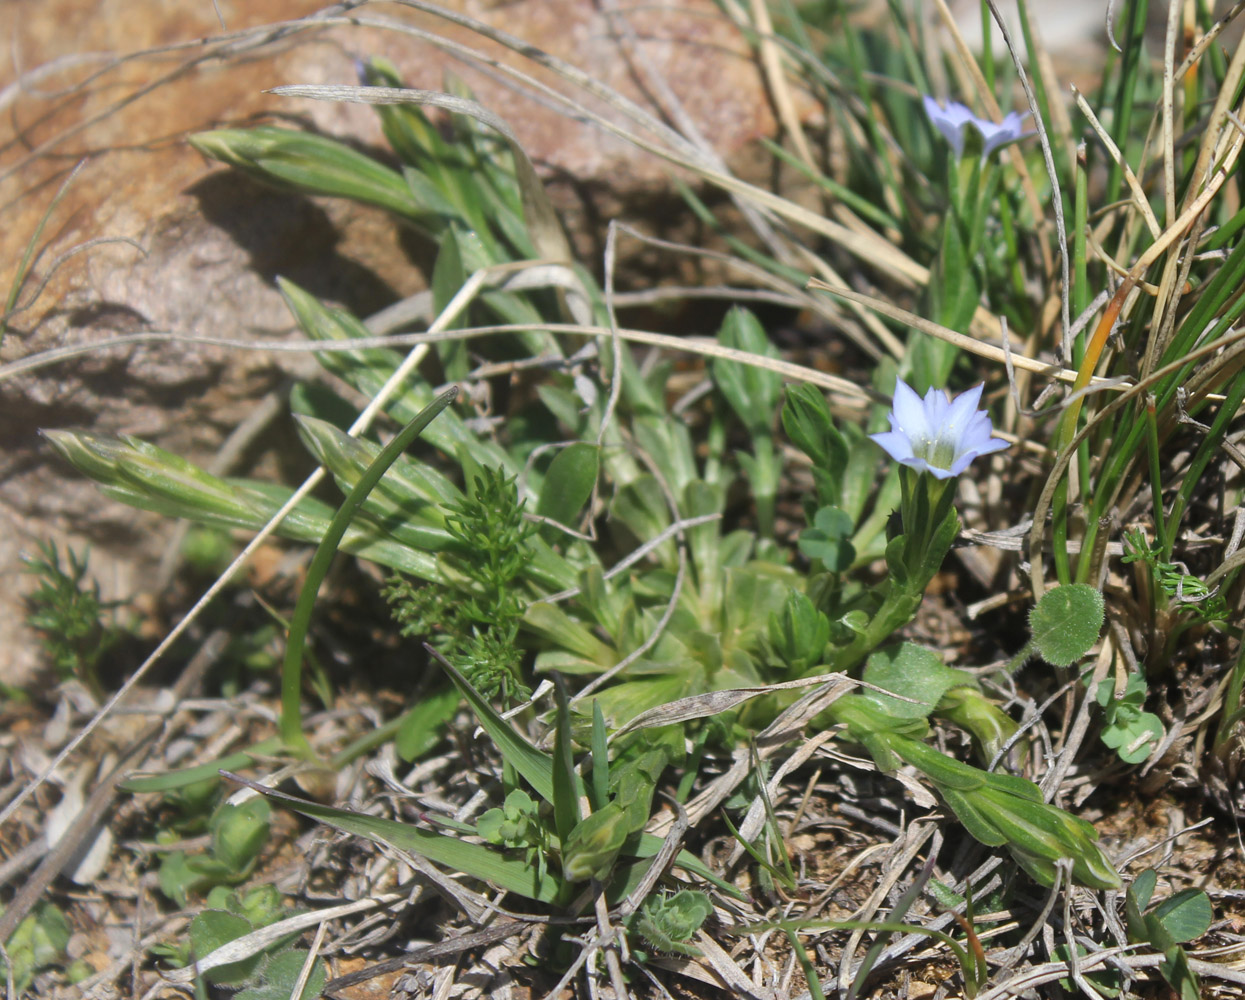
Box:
185, 171, 400, 319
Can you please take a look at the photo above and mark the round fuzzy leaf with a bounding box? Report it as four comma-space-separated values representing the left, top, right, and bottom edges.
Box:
1029, 584, 1104, 667
236, 949, 327, 1000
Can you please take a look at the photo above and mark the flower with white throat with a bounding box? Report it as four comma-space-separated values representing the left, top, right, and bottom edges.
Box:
870, 379, 1008, 479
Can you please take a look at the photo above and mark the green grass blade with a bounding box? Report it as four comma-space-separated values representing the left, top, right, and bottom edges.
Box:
590, 701, 610, 811
552, 683, 583, 846
280, 388, 458, 754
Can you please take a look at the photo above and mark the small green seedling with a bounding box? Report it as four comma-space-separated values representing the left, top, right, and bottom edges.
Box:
630, 890, 714, 957
477, 789, 551, 882
158, 797, 272, 907
1088, 671, 1164, 764
0, 902, 75, 994
1125, 869, 1213, 1000
152, 884, 325, 1000
22, 540, 122, 698
798, 506, 857, 572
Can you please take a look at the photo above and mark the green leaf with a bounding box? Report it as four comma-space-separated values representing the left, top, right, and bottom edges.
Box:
781, 383, 847, 473
936, 686, 1021, 766
190, 910, 262, 986
524, 602, 617, 666
1029, 584, 1104, 667
799, 506, 856, 571
1159, 945, 1202, 1000
535, 443, 599, 536
235, 949, 327, 1000
189, 127, 424, 221
224, 773, 563, 902
280, 387, 458, 754
1100, 711, 1163, 764
861, 643, 969, 720
434, 654, 556, 805
394, 686, 460, 762
552, 684, 583, 847
713, 307, 782, 432
1126, 869, 1159, 941
767, 590, 831, 672
432, 227, 470, 380
211, 798, 271, 873
590, 701, 610, 811
122, 738, 283, 794
562, 802, 630, 883
633, 890, 714, 956
1150, 889, 1213, 945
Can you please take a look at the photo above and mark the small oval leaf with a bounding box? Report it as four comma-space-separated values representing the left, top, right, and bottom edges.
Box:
536, 442, 599, 535
1029, 584, 1104, 667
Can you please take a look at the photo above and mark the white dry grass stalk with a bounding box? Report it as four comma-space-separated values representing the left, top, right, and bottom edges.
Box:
1072, 86, 1163, 240
160, 893, 404, 984
0, 319, 872, 402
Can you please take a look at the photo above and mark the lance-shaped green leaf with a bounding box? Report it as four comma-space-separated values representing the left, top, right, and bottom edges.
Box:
279, 388, 457, 753
294, 416, 458, 555
189, 126, 425, 223
856, 729, 1121, 890
552, 685, 583, 848
536, 443, 599, 540
43, 430, 441, 579
223, 773, 562, 902
276, 279, 518, 472
713, 308, 782, 432
431, 649, 555, 805
937, 685, 1023, 766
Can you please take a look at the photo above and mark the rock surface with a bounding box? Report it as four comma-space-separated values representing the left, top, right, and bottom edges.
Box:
0, 0, 782, 686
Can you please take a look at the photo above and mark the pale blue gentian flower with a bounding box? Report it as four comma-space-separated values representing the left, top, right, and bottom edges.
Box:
871, 378, 1008, 479
922, 95, 1033, 161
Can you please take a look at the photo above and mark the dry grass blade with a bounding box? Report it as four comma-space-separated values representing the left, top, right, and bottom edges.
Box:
612, 674, 859, 740
0, 628, 229, 942
747, 0, 815, 171
646, 677, 850, 837
807, 278, 1097, 386
1072, 86, 1162, 239
0, 320, 872, 405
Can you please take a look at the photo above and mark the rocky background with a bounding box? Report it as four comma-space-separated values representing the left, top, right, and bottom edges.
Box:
0, 0, 791, 686
0, 0, 1130, 686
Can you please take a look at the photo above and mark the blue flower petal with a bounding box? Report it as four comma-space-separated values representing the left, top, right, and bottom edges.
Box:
871, 379, 1008, 478
870, 429, 916, 463
891, 379, 929, 437
923, 94, 1033, 161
